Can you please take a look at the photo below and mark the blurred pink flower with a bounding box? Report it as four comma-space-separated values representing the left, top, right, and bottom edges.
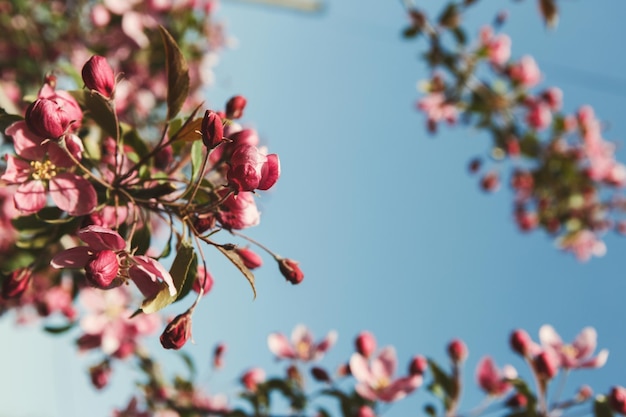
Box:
509, 55, 541, 88
557, 230, 606, 262
268, 324, 337, 362
416, 92, 457, 132
539, 325, 608, 369
476, 356, 517, 396
479, 26, 511, 66
350, 346, 422, 403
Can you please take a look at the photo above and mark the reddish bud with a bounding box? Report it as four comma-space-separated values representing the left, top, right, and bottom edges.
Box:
357, 406, 376, 417
192, 266, 214, 296
82, 55, 116, 98
154, 144, 173, 170
311, 366, 331, 383
213, 343, 227, 368
481, 171, 500, 192
447, 338, 468, 363
533, 350, 558, 380
577, 385, 593, 401
355, 331, 377, 358
26, 98, 73, 139
409, 354, 428, 376
610, 386, 626, 414
225, 95, 247, 119
336, 362, 351, 377
505, 392, 528, 408
2, 268, 32, 299
193, 214, 216, 234
510, 329, 533, 357
241, 367, 266, 391
202, 110, 224, 149
89, 361, 111, 390
236, 247, 263, 269
160, 312, 192, 350
278, 258, 304, 285
468, 157, 482, 174
85, 250, 120, 289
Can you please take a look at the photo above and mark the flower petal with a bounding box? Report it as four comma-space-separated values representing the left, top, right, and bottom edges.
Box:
49, 172, 97, 216
51, 246, 93, 269
78, 225, 126, 251
131, 255, 176, 296
267, 332, 296, 359
258, 153, 280, 190
15, 180, 46, 213
349, 353, 376, 387
539, 324, 562, 349
573, 327, 597, 359
5, 121, 47, 161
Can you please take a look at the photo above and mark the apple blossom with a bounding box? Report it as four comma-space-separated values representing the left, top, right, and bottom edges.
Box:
448, 338, 468, 363
539, 324, 608, 369
268, 324, 337, 362
240, 368, 266, 391
476, 356, 517, 396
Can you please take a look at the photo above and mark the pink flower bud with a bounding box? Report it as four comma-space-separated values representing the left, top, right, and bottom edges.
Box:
213, 343, 227, 368
447, 338, 468, 363
610, 386, 626, 415
505, 392, 527, 408
202, 110, 224, 149
89, 361, 111, 390
2, 268, 32, 299
160, 312, 192, 350
409, 355, 428, 376
533, 350, 558, 380
481, 171, 500, 192
85, 250, 120, 289
468, 158, 482, 174
311, 366, 331, 383
225, 95, 247, 119
227, 145, 280, 192
192, 266, 214, 296
510, 329, 533, 357
357, 406, 376, 417
82, 55, 116, 99
236, 247, 263, 269
355, 331, 377, 358
577, 385, 593, 401
278, 258, 304, 285
26, 98, 73, 139
241, 367, 266, 391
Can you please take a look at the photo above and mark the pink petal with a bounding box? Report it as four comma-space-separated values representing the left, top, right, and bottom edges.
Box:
128, 264, 164, 299
15, 180, 46, 213
349, 353, 376, 386
1, 155, 31, 183
539, 325, 562, 349
355, 383, 378, 402
50, 246, 93, 268
292, 324, 313, 346
314, 330, 338, 358
573, 327, 597, 359
580, 349, 609, 369
376, 346, 398, 380
131, 255, 176, 296
476, 356, 498, 393
267, 333, 296, 359
258, 154, 280, 190
5, 121, 47, 161
379, 375, 423, 402
80, 313, 110, 335
78, 225, 127, 251
49, 173, 97, 216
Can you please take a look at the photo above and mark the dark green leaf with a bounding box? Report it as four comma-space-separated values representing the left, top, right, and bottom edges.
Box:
594, 397, 614, 417
403, 25, 422, 39
452, 27, 467, 45
216, 245, 256, 299
131, 225, 151, 256
159, 25, 190, 120
425, 404, 437, 417
0, 108, 22, 133
122, 127, 150, 159
174, 251, 197, 303
43, 323, 74, 334
69, 90, 119, 139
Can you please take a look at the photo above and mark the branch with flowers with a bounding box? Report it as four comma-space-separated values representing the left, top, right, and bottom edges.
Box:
404, 0, 626, 261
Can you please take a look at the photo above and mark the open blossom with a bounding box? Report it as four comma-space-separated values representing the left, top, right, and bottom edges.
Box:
241, 367, 266, 391
557, 230, 606, 262
1, 121, 97, 216
350, 346, 423, 402
479, 26, 511, 66
539, 324, 608, 369
268, 324, 337, 362
509, 55, 541, 88
476, 356, 517, 396
416, 92, 457, 132
51, 225, 176, 298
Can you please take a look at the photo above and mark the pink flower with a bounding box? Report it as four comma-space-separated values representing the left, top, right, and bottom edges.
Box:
160, 311, 193, 350
350, 346, 423, 403
509, 56, 541, 88
26, 82, 83, 139
479, 26, 511, 66
476, 356, 517, 396
202, 110, 224, 149
227, 145, 280, 192
241, 367, 266, 391
192, 266, 214, 295
609, 386, 626, 415
525, 99, 552, 131
235, 247, 263, 269
539, 325, 609, 369
51, 225, 176, 297
557, 230, 606, 262
1, 121, 97, 216
216, 191, 261, 230
82, 55, 116, 98
268, 324, 337, 362
355, 331, 377, 359
416, 92, 457, 132
447, 338, 468, 363
226, 95, 247, 119
278, 258, 304, 285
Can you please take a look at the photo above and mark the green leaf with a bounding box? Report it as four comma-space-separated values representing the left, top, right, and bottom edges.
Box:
216, 245, 256, 299
451, 27, 467, 45
0, 108, 22, 133
424, 404, 437, 417
190, 139, 205, 183
402, 25, 422, 39
174, 251, 197, 303
177, 350, 197, 379
595, 397, 614, 417
131, 225, 151, 256
69, 90, 119, 139
122, 127, 150, 159
1, 252, 36, 273
159, 25, 190, 120
140, 240, 195, 314
43, 323, 75, 334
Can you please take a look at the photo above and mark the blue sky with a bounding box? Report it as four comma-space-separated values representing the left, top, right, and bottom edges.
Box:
2, 1, 626, 416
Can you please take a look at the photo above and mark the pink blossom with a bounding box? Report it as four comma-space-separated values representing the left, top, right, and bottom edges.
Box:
1, 121, 97, 215
82, 55, 116, 98
51, 225, 176, 297
216, 191, 261, 230
350, 346, 423, 403
416, 92, 457, 132
192, 266, 214, 295
268, 324, 337, 362
525, 99, 552, 131
227, 145, 280, 192
557, 230, 607, 262
476, 356, 517, 396
27, 82, 83, 138
479, 26, 511, 66
509, 56, 541, 88
355, 331, 377, 358
235, 247, 263, 269
79, 286, 161, 356
241, 367, 266, 391
539, 324, 609, 369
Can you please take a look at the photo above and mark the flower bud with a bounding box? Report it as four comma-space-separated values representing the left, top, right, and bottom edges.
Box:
336, 362, 351, 377
85, 250, 120, 289
447, 338, 468, 363
310, 366, 331, 383
510, 329, 533, 357
577, 385, 593, 401
409, 354, 428, 376
89, 361, 111, 390
241, 367, 266, 392
202, 110, 223, 149
533, 350, 558, 380
278, 258, 304, 285
468, 157, 482, 174
192, 266, 214, 296
481, 171, 500, 192
160, 312, 192, 350
610, 386, 626, 415
2, 268, 32, 299
225, 95, 247, 119
355, 331, 377, 358
213, 342, 227, 368
26, 98, 73, 139
357, 406, 376, 417
505, 392, 528, 408
236, 247, 263, 269
82, 55, 116, 99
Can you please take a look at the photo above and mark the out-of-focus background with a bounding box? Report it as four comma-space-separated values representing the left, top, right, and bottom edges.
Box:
2, 1, 626, 416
